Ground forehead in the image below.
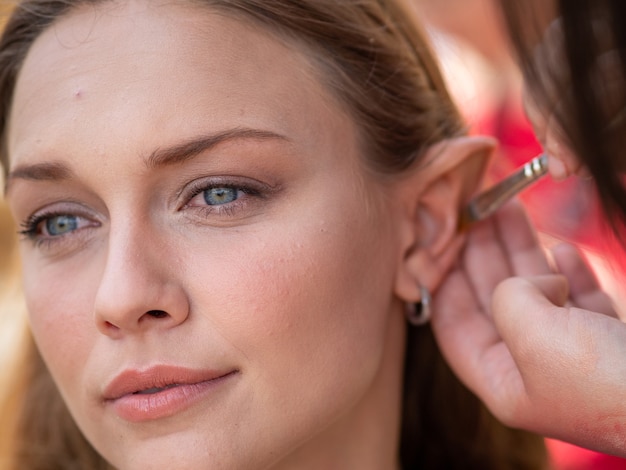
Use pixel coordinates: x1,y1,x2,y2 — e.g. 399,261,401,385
7,0,349,169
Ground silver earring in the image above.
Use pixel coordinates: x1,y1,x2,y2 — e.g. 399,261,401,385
405,285,432,326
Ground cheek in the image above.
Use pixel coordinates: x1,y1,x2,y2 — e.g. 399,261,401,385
22,254,98,392
182,192,398,411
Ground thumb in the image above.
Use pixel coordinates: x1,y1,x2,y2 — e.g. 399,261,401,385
521,274,569,307
491,274,569,356
492,274,569,317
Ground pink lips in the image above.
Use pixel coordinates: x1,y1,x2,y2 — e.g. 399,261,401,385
103,365,238,422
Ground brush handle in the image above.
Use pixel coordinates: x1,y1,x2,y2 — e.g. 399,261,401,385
461,154,548,227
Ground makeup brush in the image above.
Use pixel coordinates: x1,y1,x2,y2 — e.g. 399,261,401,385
458,153,548,231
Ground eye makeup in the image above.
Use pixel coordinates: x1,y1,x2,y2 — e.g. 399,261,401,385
18,200,101,241
458,153,548,231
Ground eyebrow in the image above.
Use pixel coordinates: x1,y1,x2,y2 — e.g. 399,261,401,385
145,128,288,169
4,127,288,196
5,161,74,196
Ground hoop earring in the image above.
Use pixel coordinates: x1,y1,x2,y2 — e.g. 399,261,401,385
405,285,432,326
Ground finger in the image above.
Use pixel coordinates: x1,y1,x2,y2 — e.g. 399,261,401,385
492,275,623,393
516,274,569,307
434,264,485,332
432,265,512,399
493,200,553,277
551,243,617,317
545,118,589,180
523,88,589,181
462,216,513,312
491,275,569,362
491,274,626,448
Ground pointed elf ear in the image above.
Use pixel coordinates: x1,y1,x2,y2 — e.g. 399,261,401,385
393,135,496,303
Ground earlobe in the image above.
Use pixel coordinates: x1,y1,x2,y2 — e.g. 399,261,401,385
394,135,496,303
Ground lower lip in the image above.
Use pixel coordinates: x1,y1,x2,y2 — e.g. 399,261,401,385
107,371,237,422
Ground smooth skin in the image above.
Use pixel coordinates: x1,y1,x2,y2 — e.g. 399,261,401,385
432,198,626,456
7,3,406,468
5,1,492,468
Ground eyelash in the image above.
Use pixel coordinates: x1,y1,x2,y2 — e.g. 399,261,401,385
19,178,269,247
20,211,74,238
18,209,94,244
17,210,92,253
181,178,267,216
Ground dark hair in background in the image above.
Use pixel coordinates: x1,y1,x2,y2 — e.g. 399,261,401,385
0,1,546,469
500,0,626,237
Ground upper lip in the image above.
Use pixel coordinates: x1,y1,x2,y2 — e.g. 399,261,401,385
102,365,236,401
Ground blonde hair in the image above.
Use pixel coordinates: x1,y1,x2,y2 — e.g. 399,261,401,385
0,1,547,468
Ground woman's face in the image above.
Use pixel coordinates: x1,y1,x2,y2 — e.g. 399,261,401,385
6,1,407,468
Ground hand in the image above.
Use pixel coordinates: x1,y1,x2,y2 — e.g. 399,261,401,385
431,200,626,456
519,19,589,182
523,92,589,181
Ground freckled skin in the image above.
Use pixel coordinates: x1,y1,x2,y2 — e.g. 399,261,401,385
7,1,408,469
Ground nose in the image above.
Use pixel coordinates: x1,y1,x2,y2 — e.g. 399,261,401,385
94,220,189,338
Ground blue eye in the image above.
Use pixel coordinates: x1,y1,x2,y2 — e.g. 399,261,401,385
183,178,269,218
19,211,94,245
44,215,79,236
203,187,239,205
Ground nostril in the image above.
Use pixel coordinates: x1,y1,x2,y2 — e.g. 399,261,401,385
104,320,119,330
146,310,168,319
